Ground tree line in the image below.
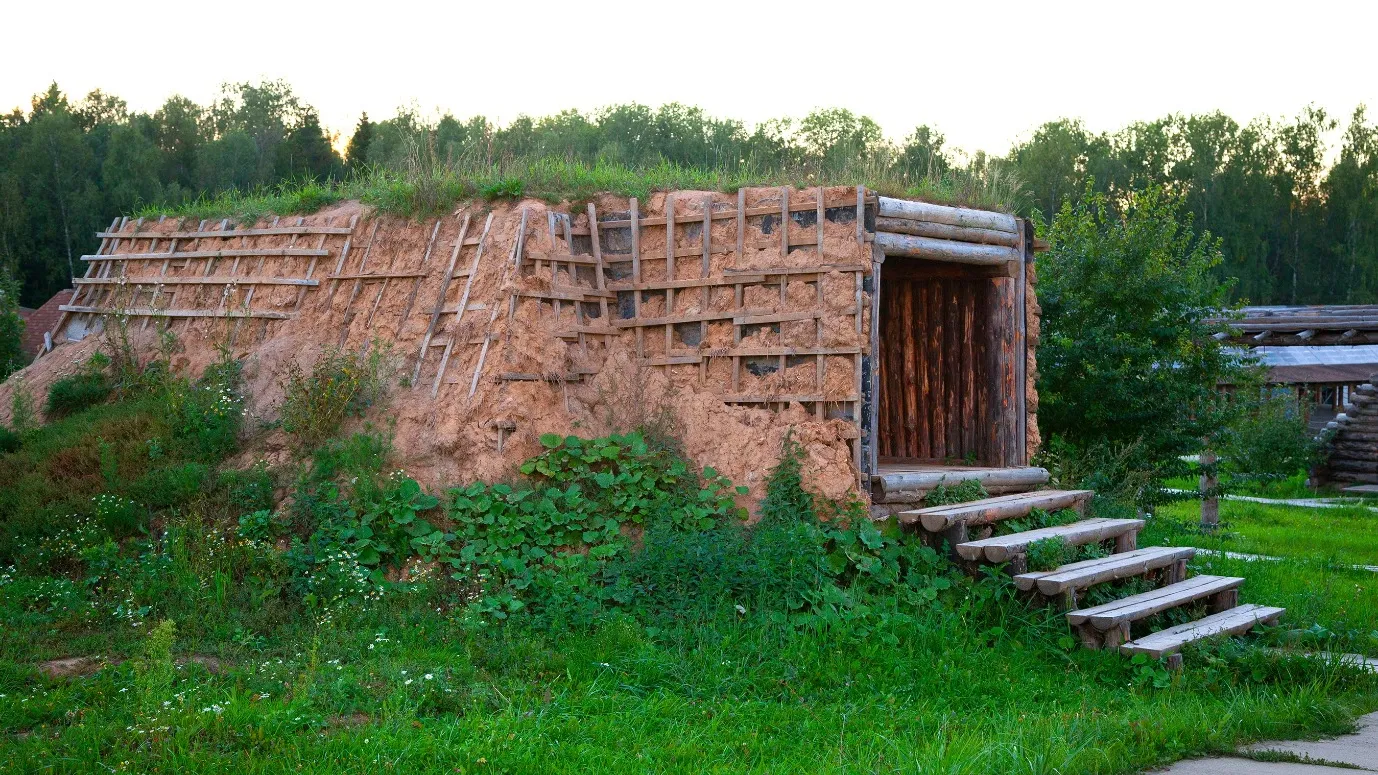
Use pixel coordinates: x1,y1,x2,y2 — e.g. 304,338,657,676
3,79,1376,309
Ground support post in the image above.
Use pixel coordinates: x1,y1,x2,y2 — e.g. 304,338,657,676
1200,448,1219,532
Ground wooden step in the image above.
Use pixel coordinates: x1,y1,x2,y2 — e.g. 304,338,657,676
1120,604,1285,660
954,518,1143,563
1014,546,1195,596
1067,575,1243,635
898,490,1094,532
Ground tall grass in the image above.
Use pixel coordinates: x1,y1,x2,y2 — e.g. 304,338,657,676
138,145,1026,223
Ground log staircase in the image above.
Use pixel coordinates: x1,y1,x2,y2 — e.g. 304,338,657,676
1321,379,1378,490
898,488,1285,667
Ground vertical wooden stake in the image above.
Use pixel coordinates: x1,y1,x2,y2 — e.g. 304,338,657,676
665,195,676,355
700,196,711,384
630,198,643,358
586,203,612,349
1200,448,1219,532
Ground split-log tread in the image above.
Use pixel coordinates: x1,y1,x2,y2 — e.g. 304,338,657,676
954,517,1143,563
899,489,1094,532
1066,575,1244,631
1119,604,1286,659
1014,546,1196,596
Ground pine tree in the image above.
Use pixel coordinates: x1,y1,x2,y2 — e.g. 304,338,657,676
345,113,374,173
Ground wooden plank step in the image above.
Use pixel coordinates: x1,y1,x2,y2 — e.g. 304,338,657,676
954,518,1143,562
1120,604,1285,659
1067,575,1244,631
1014,546,1196,595
899,489,1094,532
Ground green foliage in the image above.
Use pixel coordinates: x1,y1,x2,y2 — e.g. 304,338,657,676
279,344,395,449
132,619,176,712
45,354,113,419
922,478,989,507
0,426,18,453
446,432,745,619
1026,537,1068,573
0,273,26,380
163,356,245,459
9,379,38,436
757,430,815,524
1221,392,1319,483
1037,184,1249,496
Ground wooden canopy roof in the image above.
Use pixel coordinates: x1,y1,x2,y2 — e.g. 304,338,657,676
1213,305,1378,346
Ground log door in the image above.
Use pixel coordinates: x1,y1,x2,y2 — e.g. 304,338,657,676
876,260,1021,466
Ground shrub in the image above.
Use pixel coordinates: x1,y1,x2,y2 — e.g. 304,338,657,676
757,430,815,524
9,379,37,436
280,344,396,449
46,355,114,419
1036,184,1246,478
218,463,275,513
445,432,746,618
128,463,210,509
166,357,245,459
1221,392,1318,482
91,493,145,536
0,426,18,454
0,273,24,381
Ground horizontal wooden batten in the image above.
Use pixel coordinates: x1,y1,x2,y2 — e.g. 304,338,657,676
723,394,860,403
95,226,353,239
723,264,868,276
578,194,877,231
59,304,292,320
608,275,768,292
874,232,1020,265
613,307,771,328
83,248,330,262
635,345,864,366
324,271,427,281
875,217,1019,247
74,276,320,287
876,197,1018,233
735,310,823,326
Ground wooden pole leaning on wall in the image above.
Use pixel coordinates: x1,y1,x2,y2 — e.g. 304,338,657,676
50,216,119,349
587,203,613,349
412,213,471,387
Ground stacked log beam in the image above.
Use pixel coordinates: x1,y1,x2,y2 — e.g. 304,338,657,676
1319,378,1378,484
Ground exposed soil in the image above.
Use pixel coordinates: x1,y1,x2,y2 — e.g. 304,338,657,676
2,190,873,507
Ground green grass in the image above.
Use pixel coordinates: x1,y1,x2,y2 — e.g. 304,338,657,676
3,395,1378,773
1149,498,1378,567
136,155,1025,224
2,572,1376,774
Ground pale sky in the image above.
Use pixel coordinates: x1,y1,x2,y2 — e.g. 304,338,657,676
5,0,1375,158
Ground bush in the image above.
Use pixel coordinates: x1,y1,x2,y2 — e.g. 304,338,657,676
0,426,18,454
127,463,210,509
46,355,114,419
166,358,245,459
1036,184,1247,481
0,273,25,382
1221,392,1318,482
280,344,396,449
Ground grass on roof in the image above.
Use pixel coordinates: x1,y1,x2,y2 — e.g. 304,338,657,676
136,155,1026,224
